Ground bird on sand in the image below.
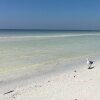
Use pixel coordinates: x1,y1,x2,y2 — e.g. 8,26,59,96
86,58,94,69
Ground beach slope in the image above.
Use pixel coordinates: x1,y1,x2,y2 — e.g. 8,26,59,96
1,61,100,100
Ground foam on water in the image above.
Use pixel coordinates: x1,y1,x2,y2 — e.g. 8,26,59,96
0,33,100,39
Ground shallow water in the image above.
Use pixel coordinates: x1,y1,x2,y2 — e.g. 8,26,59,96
0,30,100,75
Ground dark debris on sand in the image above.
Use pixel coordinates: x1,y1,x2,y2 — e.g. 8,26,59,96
74,70,77,72
4,90,14,95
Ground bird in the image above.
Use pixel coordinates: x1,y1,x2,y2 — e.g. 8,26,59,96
86,58,94,69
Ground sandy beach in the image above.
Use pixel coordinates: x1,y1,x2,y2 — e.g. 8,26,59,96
0,59,100,100
0,0,100,99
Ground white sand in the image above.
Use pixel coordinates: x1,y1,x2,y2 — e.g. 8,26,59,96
0,61,100,100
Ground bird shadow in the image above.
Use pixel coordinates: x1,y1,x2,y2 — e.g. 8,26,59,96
88,66,94,69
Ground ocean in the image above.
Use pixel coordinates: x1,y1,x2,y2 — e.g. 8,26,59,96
0,30,100,77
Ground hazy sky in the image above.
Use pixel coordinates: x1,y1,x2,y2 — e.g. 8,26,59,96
0,0,100,30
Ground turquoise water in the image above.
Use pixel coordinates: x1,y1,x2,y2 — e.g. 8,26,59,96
0,30,100,75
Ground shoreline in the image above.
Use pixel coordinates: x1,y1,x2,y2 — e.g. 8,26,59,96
0,57,100,100
0,54,98,91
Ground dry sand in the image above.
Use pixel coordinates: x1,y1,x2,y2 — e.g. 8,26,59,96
0,60,100,100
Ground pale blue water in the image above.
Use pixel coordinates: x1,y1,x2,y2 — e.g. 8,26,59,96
0,30,100,75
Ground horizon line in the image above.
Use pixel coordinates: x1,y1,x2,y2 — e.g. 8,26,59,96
0,29,100,31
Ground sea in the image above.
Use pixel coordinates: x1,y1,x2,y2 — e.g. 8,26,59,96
0,30,100,82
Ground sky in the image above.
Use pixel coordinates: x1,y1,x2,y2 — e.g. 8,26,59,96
0,0,100,30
